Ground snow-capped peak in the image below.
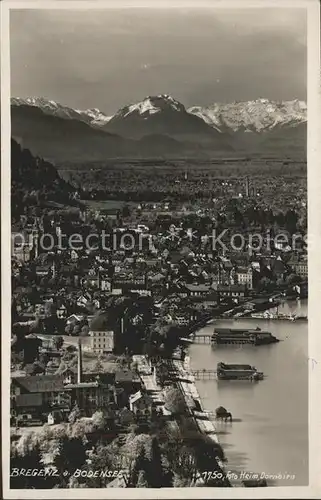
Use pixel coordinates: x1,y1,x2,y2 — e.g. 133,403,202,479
123,98,161,117
12,96,61,110
188,99,307,133
114,94,185,119
11,97,83,122
78,108,113,125
11,97,112,128
11,95,306,135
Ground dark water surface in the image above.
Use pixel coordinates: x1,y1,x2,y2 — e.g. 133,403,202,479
189,300,308,486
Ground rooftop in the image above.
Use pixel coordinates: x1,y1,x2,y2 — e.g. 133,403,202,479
217,284,247,292
115,369,138,384
15,393,43,408
64,382,99,389
185,284,210,292
12,375,65,393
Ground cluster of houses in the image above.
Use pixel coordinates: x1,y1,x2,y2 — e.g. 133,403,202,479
10,205,307,429
11,334,160,428
11,207,307,335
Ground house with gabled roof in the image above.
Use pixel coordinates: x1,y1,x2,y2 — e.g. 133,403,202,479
129,390,153,420
236,266,253,290
271,257,287,280
11,333,42,364
185,284,211,297
217,284,248,301
11,374,70,414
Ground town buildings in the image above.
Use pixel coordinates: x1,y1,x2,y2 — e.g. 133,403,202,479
89,313,115,354
10,176,308,435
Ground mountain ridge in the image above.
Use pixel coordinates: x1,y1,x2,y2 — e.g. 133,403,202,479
102,94,232,151
11,97,112,129
188,98,306,133
11,95,306,134
11,95,306,161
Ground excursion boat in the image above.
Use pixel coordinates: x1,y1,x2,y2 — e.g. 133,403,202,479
212,327,279,346
217,362,264,381
251,311,296,321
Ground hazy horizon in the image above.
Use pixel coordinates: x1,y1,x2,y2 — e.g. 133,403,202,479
10,8,307,114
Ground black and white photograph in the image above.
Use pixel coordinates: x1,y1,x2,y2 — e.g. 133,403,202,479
1,0,320,497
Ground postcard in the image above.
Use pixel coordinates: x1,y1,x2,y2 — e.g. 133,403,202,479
1,0,320,498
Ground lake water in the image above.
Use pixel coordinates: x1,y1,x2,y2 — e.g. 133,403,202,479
189,299,309,486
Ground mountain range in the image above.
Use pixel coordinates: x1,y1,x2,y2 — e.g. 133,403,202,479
11,95,307,163
11,97,113,128
188,98,306,133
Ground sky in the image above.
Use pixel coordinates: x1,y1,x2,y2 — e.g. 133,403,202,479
10,7,307,114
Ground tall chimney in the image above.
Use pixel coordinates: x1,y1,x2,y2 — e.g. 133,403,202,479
245,177,250,198
77,338,83,384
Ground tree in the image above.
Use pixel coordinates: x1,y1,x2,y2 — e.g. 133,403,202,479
12,430,37,458
285,273,300,285
66,345,77,353
54,436,87,478
12,298,19,323
128,446,149,487
84,443,118,488
11,442,46,489
80,325,89,336
147,437,170,487
45,301,57,318
55,360,67,375
92,358,104,373
173,474,191,487
156,362,170,388
72,324,82,336
39,352,50,365
91,411,107,431
68,476,89,488
68,404,81,424
126,435,170,488
136,470,149,488
258,276,272,291
164,387,186,415
28,362,45,375
54,336,64,350
285,209,298,234
191,434,229,486
70,418,94,439
121,205,131,218
65,323,73,336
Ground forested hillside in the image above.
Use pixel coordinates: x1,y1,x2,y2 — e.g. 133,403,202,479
11,138,76,219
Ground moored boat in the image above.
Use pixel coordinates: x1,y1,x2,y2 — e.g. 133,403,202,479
251,312,296,321
216,362,264,381
212,327,279,345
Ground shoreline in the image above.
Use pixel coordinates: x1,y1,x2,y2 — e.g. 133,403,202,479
171,356,230,484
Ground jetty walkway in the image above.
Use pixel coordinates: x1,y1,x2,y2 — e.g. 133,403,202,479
191,334,212,344
191,369,217,380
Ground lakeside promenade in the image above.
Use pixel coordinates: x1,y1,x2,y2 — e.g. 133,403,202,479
171,357,227,475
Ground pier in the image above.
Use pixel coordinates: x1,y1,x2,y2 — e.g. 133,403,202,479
192,334,212,344
198,410,217,419
249,313,307,321
191,369,217,380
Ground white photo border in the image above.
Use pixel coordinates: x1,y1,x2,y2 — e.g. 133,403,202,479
1,1,320,498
